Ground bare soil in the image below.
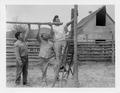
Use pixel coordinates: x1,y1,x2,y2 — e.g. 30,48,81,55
6,62,115,88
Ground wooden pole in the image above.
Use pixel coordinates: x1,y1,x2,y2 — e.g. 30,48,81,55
71,8,74,39
73,5,80,87
38,24,40,31
110,30,115,64
28,24,30,31
6,21,63,25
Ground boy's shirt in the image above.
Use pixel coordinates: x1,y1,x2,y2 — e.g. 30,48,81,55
14,40,28,62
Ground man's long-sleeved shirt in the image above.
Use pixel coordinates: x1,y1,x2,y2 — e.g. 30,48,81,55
14,40,28,63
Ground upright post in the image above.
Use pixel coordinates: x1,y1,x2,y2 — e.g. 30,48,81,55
38,24,40,32
73,5,80,87
110,30,115,64
28,24,30,31
71,8,74,39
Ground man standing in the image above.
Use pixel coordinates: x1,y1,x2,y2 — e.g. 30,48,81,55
14,25,30,85
36,25,54,83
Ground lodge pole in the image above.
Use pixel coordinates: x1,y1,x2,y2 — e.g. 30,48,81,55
73,5,80,87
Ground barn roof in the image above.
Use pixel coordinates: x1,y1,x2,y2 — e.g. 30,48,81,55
77,6,115,29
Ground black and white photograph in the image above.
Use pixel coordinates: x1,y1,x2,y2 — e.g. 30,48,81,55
6,5,115,88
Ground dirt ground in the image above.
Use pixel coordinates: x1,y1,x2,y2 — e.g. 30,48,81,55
6,62,115,88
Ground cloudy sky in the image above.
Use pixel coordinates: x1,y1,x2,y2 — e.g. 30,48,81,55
6,5,114,30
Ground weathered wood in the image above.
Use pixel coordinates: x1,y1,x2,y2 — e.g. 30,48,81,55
71,8,74,39
7,21,63,25
6,38,114,66
111,31,115,64
73,5,79,87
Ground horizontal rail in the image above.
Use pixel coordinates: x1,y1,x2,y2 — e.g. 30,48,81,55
6,21,63,25
6,38,115,64
6,38,115,43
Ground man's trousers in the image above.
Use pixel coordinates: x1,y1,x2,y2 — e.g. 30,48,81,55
15,56,28,84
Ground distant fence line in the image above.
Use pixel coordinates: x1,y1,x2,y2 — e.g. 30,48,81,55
6,38,115,66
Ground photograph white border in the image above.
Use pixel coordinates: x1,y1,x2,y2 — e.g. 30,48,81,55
0,0,120,93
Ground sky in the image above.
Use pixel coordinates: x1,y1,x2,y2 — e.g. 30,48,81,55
6,5,115,30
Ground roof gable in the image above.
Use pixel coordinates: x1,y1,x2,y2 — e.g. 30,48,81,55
77,6,114,28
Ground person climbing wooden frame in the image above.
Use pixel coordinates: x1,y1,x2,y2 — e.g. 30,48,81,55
52,13,76,87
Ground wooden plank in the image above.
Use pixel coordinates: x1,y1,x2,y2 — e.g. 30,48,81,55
6,38,114,63
7,45,114,49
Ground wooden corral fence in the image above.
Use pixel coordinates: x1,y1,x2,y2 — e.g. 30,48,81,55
68,40,115,62
6,38,40,66
6,38,115,66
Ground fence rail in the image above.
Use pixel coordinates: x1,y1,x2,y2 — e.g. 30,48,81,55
6,38,115,66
